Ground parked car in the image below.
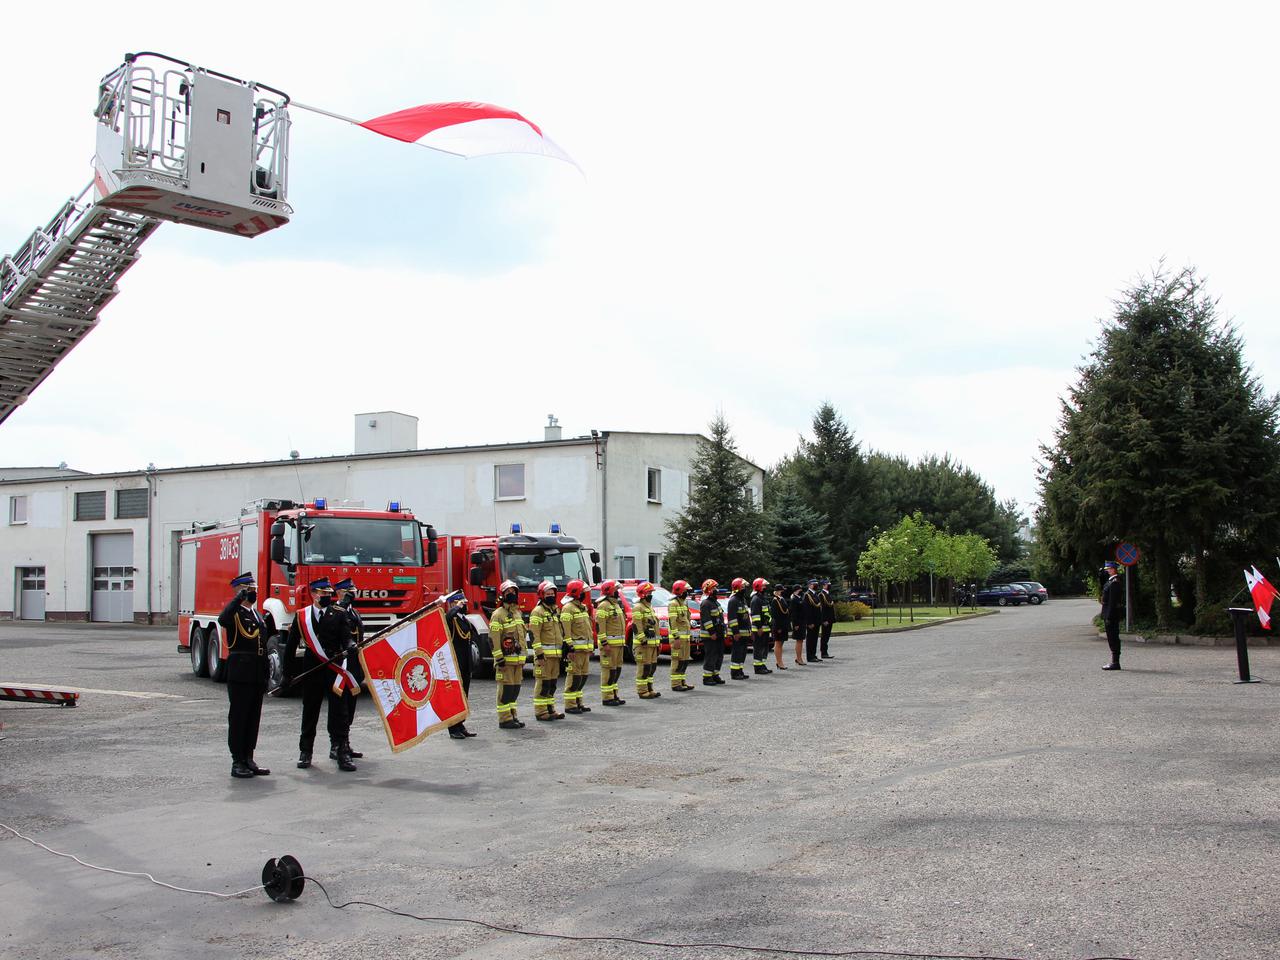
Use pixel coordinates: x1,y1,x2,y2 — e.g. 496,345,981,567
1013,581,1049,604
846,588,877,608
973,584,1028,606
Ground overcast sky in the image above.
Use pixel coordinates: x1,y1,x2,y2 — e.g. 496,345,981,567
4,2,1279,514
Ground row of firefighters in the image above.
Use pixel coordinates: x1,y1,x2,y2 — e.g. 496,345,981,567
214,572,839,778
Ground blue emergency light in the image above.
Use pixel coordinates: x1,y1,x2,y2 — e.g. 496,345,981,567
510,522,522,534
550,522,562,534
313,498,327,510
388,501,401,512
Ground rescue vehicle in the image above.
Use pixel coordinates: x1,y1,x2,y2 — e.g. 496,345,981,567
178,498,438,690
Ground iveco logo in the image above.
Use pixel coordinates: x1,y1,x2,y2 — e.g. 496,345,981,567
354,589,390,599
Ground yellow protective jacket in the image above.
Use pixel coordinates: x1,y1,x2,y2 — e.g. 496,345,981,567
595,597,627,645
560,598,593,650
528,599,564,657
667,597,692,639
633,599,660,646
489,603,526,665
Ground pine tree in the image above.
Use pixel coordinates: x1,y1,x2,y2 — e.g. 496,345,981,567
663,415,769,585
766,475,839,585
791,403,872,580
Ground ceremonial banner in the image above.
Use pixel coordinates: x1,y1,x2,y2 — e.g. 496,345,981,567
1244,566,1279,630
359,605,468,752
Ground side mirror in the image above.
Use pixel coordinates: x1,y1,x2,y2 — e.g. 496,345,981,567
591,564,603,583
424,525,438,566
590,551,601,564
270,535,287,566
270,521,284,538
470,551,486,565
469,566,486,587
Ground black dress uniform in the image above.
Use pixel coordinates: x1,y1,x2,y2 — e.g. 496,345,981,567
447,603,477,738
819,582,836,658
804,583,823,661
285,587,356,770
217,575,273,779
790,585,806,661
701,592,726,684
1101,566,1125,670
770,587,790,668
333,581,365,759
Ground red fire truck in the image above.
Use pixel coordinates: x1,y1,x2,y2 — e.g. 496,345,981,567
178,498,438,689
422,523,601,677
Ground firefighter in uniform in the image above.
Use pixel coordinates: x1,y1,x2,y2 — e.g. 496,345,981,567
489,580,527,729
700,579,726,684
560,579,594,713
819,579,836,659
667,579,696,691
530,581,566,721
769,581,790,670
804,578,824,662
749,577,774,675
727,577,753,680
218,572,273,779
285,577,358,771
332,578,365,760
632,581,662,699
790,583,808,665
595,580,628,706
447,596,478,738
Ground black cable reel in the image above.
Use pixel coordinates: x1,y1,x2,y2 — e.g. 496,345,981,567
261,854,305,902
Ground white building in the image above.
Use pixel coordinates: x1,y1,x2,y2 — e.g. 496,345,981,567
0,418,763,623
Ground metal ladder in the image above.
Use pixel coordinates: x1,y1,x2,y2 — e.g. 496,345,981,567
0,186,160,425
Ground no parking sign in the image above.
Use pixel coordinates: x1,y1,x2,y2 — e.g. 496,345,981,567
1116,542,1140,567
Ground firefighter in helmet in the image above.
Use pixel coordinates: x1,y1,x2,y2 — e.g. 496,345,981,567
667,579,696,692
489,580,527,729
749,577,774,674
726,577,754,680
529,581,566,721
560,579,594,712
631,581,662,699
700,579,726,684
594,580,628,706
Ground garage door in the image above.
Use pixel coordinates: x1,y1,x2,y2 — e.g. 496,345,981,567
18,567,46,620
91,533,134,623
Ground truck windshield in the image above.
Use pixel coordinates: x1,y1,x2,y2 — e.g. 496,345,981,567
302,518,422,566
500,548,587,588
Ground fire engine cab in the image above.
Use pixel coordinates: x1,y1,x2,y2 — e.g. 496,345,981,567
178,498,437,690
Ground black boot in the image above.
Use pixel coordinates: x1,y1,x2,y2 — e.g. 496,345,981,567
246,759,270,776
754,665,772,675
297,751,311,769
500,719,522,729
346,741,363,759
1102,662,1122,671
336,747,357,772
449,726,468,739
231,761,254,779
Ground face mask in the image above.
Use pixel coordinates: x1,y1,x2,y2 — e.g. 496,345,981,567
244,590,257,603
503,593,518,606
318,596,333,608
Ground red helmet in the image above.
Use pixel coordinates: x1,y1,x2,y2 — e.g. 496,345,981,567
636,581,655,599
752,577,769,592
599,579,619,598
701,578,718,595
566,579,586,600
731,577,747,592
672,579,690,597
537,581,557,599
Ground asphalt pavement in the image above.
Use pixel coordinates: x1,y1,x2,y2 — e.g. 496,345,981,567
1,600,1278,960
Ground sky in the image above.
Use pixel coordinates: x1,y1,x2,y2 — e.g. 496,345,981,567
3,1,1280,515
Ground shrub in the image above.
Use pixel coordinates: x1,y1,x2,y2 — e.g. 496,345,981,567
836,601,871,621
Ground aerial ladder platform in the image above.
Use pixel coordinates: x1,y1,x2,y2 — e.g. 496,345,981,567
0,52,293,426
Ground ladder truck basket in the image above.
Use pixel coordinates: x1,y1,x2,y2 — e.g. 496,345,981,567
93,52,293,237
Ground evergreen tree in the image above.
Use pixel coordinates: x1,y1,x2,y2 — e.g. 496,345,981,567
791,403,874,579
1038,266,1280,631
664,415,769,585
765,475,839,584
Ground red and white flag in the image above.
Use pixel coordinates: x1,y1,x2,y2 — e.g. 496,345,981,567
358,606,468,753
1244,566,1279,630
359,101,577,167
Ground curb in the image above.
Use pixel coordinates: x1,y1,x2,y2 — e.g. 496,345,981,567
1097,631,1280,649
833,609,998,637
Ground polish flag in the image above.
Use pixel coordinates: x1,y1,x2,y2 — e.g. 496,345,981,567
359,606,468,752
1244,566,1279,629
359,101,578,167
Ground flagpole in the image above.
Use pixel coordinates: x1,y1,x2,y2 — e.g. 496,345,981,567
290,101,469,158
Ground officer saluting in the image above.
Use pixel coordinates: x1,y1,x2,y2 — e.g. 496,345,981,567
332,578,365,761
285,577,358,771
218,572,273,779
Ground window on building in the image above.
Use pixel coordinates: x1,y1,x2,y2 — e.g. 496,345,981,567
744,486,755,507
647,467,661,503
494,463,525,500
648,552,662,583
115,488,149,519
617,555,636,579
8,495,28,525
75,491,106,521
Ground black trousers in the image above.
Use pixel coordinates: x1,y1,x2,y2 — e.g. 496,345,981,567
752,631,771,665
820,622,833,656
227,680,264,763
806,624,821,659
450,642,472,728
1105,619,1122,662
704,634,725,674
730,634,749,667
299,674,349,753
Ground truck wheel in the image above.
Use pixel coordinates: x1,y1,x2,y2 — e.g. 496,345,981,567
207,629,227,682
189,624,208,677
266,634,285,693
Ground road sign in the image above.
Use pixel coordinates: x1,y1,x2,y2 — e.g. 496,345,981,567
1116,542,1140,567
